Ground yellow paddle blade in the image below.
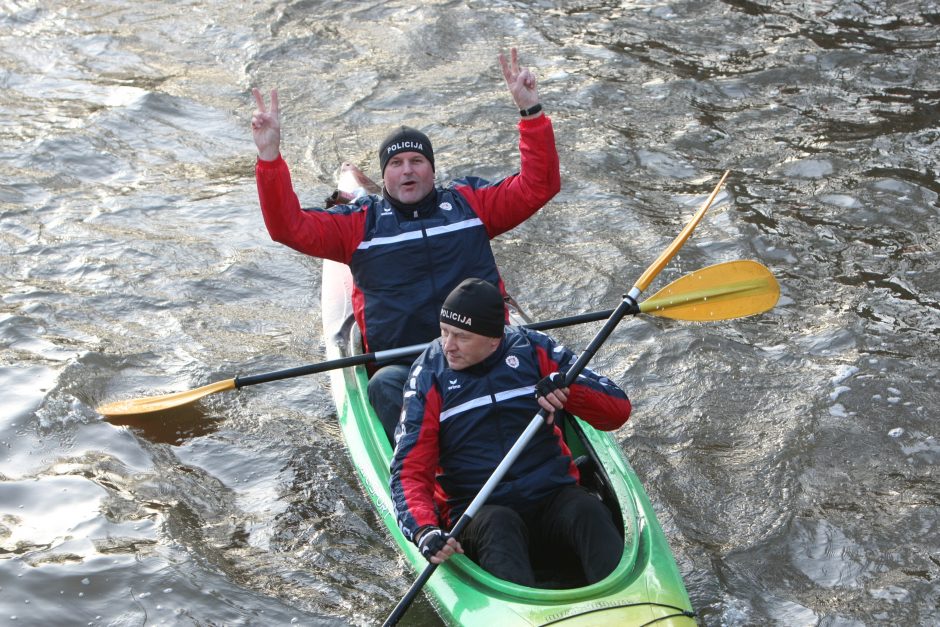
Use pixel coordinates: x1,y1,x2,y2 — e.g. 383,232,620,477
633,170,730,293
97,378,236,417
640,260,779,321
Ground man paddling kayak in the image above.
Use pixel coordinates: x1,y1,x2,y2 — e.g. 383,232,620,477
390,278,631,586
250,48,560,442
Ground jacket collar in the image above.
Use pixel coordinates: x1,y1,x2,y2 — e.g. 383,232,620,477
382,187,439,218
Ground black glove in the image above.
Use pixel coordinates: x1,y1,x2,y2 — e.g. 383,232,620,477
417,527,448,561
535,372,566,400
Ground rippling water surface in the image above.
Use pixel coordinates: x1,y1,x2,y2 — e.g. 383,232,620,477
2,1,938,625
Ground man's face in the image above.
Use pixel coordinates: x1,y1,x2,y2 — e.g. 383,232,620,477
383,152,435,204
440,322,500,370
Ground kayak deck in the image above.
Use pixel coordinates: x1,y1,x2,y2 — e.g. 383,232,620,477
320,259,696,626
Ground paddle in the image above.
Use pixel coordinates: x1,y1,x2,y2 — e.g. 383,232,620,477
382,171,752,625
96,259,774,418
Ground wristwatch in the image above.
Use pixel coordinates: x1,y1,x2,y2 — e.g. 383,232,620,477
519,103,543,117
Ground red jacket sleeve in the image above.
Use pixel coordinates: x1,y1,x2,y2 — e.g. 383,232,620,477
564,377,632,431
255,156,366,263
390,373,444,541
534,333,631,432
455,115,561,237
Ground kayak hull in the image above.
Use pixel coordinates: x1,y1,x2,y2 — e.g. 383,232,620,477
321,259,696,626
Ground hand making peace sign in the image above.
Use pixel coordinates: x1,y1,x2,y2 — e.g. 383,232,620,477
251,87,281,161
498,47,542,117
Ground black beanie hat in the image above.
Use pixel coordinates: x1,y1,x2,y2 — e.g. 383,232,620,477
440,278,506,338
379,126,434,175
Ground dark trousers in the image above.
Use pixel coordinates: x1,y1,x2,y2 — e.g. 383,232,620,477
458,483,622,587
366,363,411,443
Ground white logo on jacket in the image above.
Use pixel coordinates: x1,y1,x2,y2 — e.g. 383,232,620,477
505,355,519,369
440,202,453,211
447,378,461,391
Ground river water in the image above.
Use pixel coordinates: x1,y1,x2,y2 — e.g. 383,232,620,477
1,1,938,625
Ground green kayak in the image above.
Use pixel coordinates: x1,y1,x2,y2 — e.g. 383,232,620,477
321,256,697,626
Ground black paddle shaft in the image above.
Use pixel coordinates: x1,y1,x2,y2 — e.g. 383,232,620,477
233,343,427,388
232,310,618,389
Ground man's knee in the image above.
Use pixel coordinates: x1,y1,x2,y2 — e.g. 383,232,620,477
552,486,622,583
462,505,535,586
468,505,528,544
553,484,614,524
545,486,621,547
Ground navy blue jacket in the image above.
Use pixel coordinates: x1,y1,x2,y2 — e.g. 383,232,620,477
390,326,632,543
347,184,501,355
256,115,560,354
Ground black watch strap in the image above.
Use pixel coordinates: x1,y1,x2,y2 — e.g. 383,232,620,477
519,103,543,117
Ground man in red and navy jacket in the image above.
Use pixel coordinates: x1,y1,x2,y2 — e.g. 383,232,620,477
250,49,560,441
390,278,632,587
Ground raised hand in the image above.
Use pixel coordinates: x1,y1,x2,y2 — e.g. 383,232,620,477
498,48,540,114
251,88,281,161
